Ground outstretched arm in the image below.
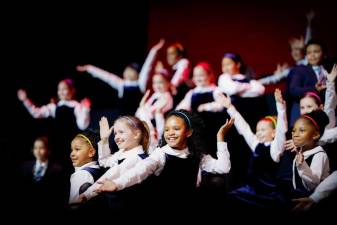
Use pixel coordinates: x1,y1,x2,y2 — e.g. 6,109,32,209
324,64,337,129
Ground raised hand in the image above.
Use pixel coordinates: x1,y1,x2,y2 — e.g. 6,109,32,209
306,10,315,24
217,92,232,109
99,116,113,142
139,90,151,107
295,149,304,165
76,65,89,72
327,64,337,83
315,81,326,92
217,118,235,142
274,88,285,105
95,179,117,193
284,139,297,152
289,36,305,49
151,38,165,51
17,89,28,102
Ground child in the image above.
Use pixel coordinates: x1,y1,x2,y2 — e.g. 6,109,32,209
219,89,287,209
218,53,265,98
136,69,173,146
278,110,330,203
286,39,330,126
95,110,233,212
17,79,91,162
69,130,102,206
80,116,150,203
76,39,165,115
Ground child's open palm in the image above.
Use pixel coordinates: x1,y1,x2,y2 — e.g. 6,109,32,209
17,89,27,101
274,88,285,105
217,118,235,142
327,64,337,83
217,93,232,109
99,116,113,141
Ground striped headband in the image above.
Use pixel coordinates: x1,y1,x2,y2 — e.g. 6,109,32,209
303,115,319,130
262,116,277,128
120,116,139,129
76,134,93,149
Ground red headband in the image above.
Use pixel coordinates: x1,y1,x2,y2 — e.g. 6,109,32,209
303,115,319,130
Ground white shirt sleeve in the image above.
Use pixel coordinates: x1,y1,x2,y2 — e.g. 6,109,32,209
150,93,173,115
171,59,190,88
324,80,336,129
97,141,119,168
319,127,337,145
296,152,330,191
138,48,158,93
239,80,265,97
257,69,290,85
69,170,94,204
270,102,288,162
310,171,337,203
227,105,259,151
74,102,90,130
86,65,124,97
218,74,250,96
198,89,225,112
200,142,231,174
113,148,166,190
22,100,56,118
176,90,193,111
83,155,142,200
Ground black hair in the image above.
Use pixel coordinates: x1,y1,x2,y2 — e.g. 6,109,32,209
306,39,328,55
302,109,329,137
223,52,251,79
76,129,100,160
159,109,207,159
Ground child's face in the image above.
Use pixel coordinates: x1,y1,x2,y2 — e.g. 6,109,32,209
292,118,319,150
164,116,192,150
70,137,95,167
33,140,49,162
193,66,210,87
152,74,169,93
114,120,140,151
290,46,304,63
166,46,180,66
123,67,139,81
221,58,240,75
256,120,275,143
58,81,74,101
306,44,323,66
300,96,320,115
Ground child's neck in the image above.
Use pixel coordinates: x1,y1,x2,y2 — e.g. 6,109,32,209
301,143,317,152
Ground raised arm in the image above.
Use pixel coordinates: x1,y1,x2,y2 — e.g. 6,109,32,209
77,64,124,97
138,39,165,93
324,64,337,129
270,89,288,162
218,93,259,151
97,117,116,167
171,58,190,88
74,98,91,130
200,118,234,174
17,89,55,118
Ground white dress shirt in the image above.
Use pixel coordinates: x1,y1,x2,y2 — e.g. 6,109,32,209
176,85,224,112
113,143,231,191
171,58,191,88
69,161,99,204
23,99,90,130
227,101,287,162
83,145,146,200
294,146,330,191
310,171,337,203
218,73,265,97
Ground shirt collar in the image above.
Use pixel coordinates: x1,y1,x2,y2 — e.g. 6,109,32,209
35,160,48,168
118,145,145,159
124,80,139,86
302,146,324,158
162,144,190,158
194,85,216,93
75,161,98,172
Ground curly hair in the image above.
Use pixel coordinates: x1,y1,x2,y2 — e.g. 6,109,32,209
159,109,207,159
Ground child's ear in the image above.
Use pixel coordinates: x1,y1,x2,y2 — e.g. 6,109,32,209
186,129,193,138
88,148,96,158
271,129,276,139
133,130,141,140
313,131,321,141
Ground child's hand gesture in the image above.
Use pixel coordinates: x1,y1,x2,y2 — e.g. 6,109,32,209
306,9,315,24
95,179,117,193
17,89,28,102
139,90,151,107
151,39,165,51
76,65,89,72
217,93,232,109
295,149,304,165
217,118,235,142
284,139,297,152
99,116,113,143
327,64,337,83
315,81,326,92
291,197,315,213
274,88,285,105
78,194,87,203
